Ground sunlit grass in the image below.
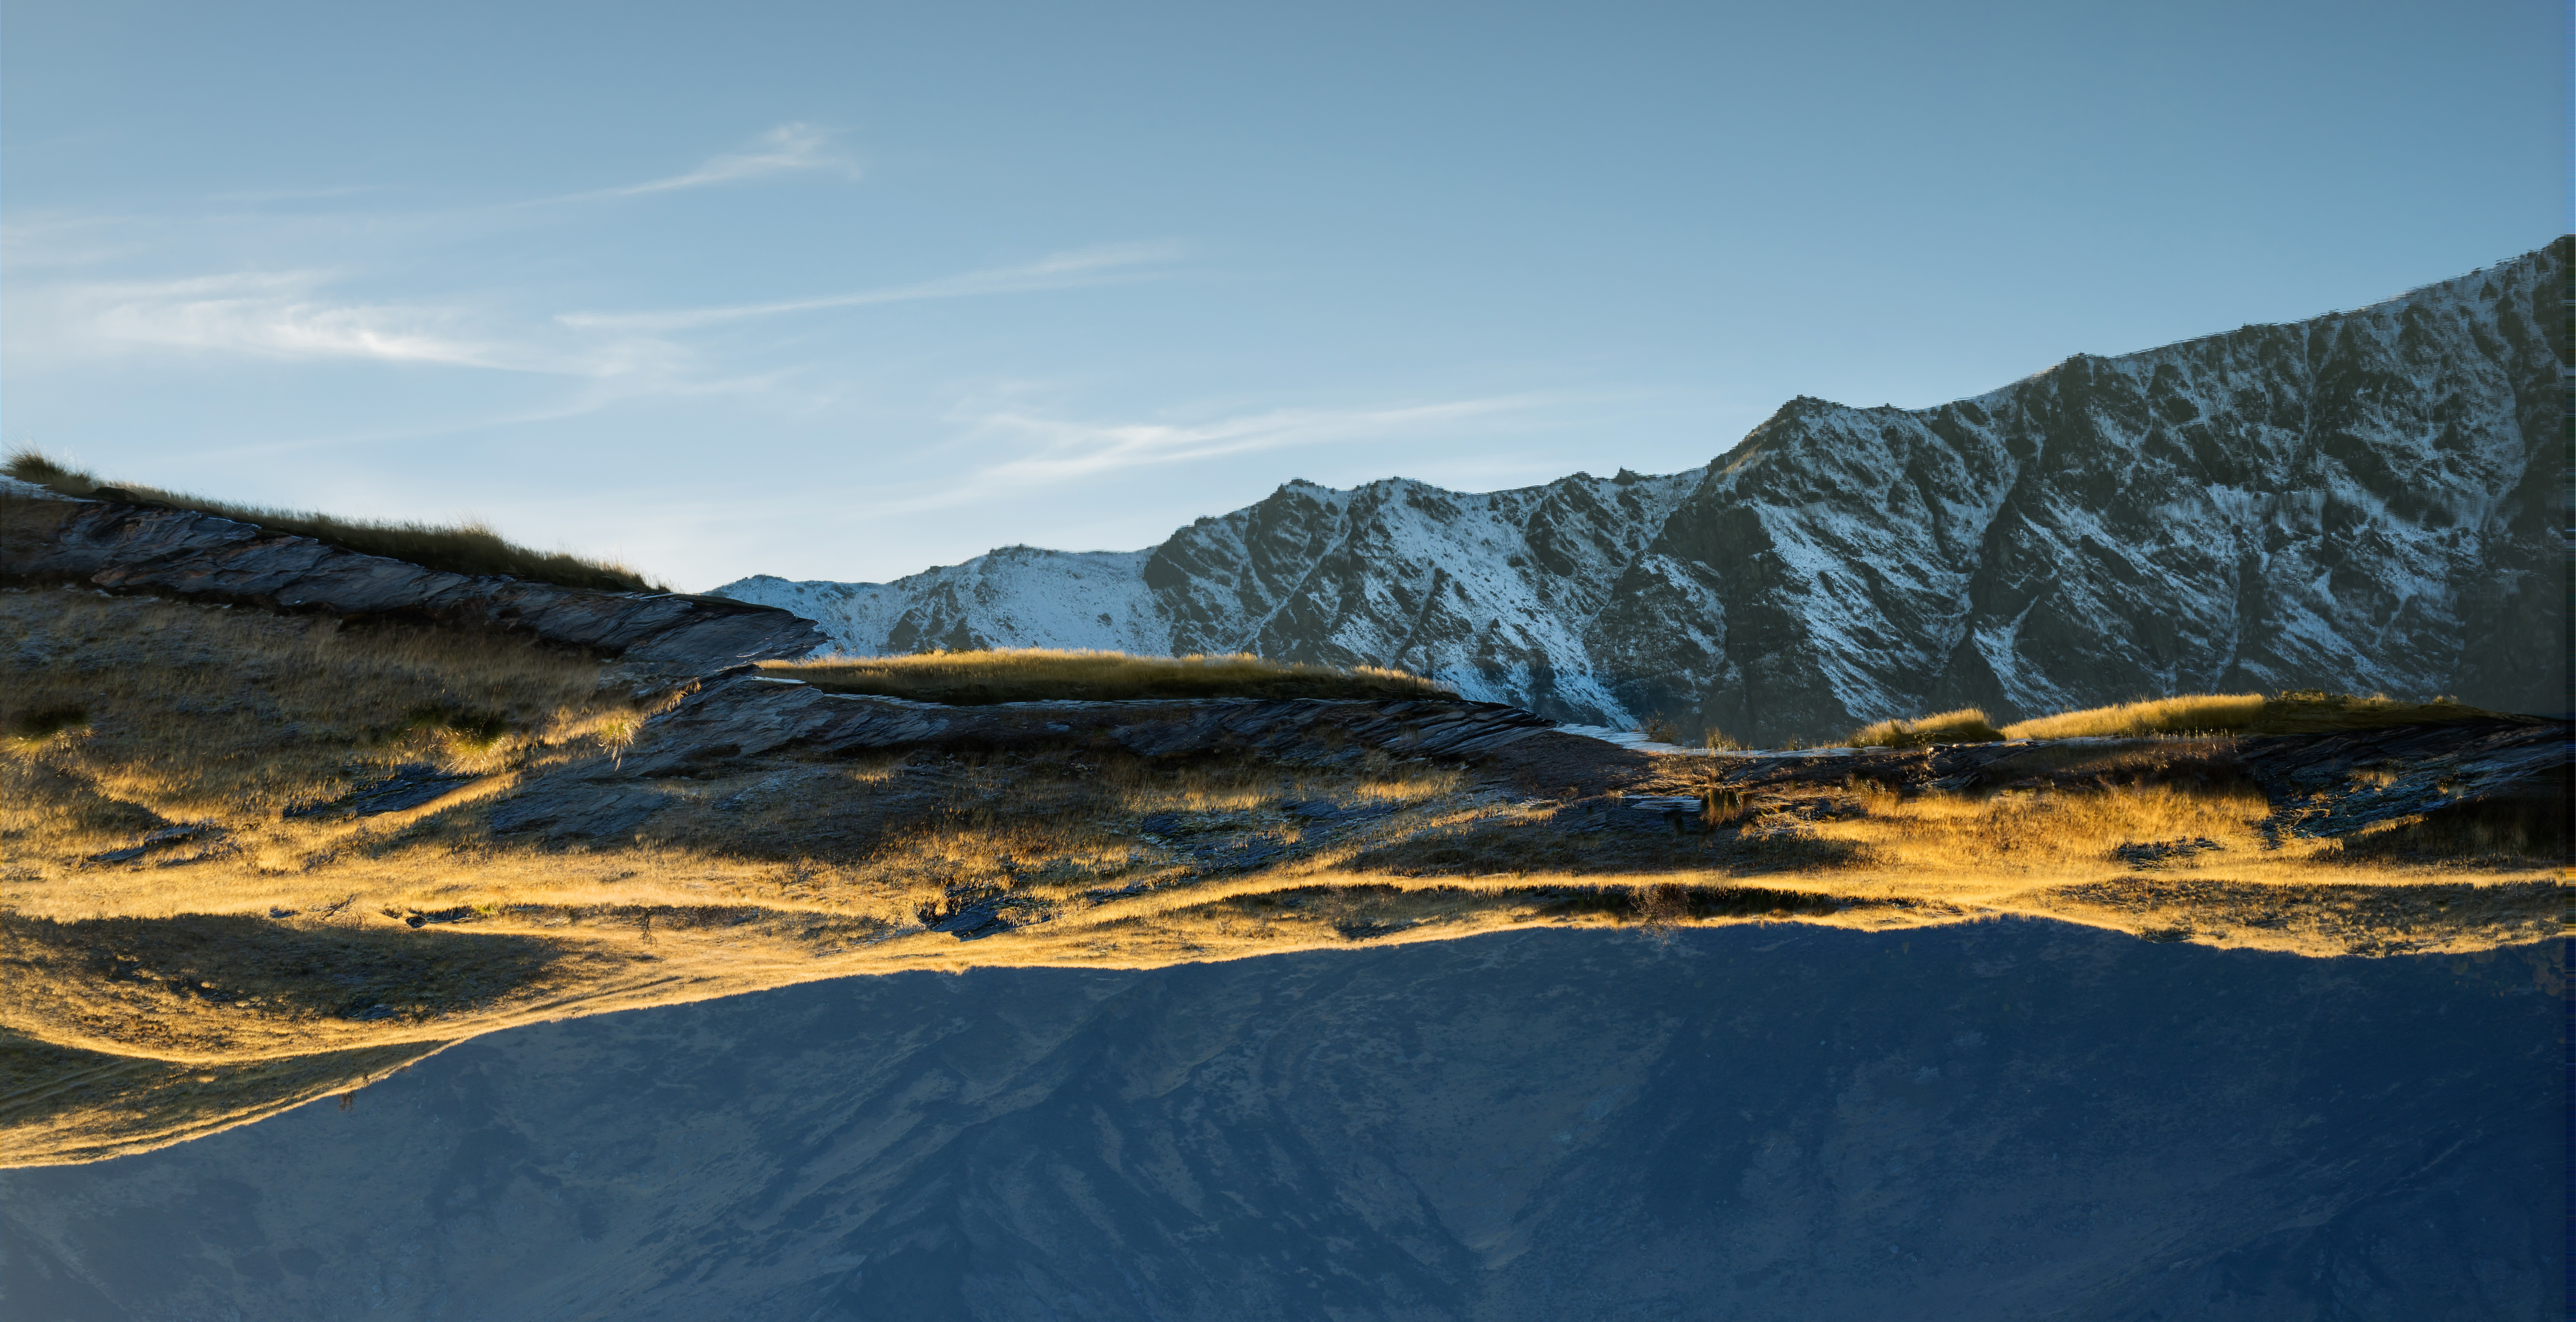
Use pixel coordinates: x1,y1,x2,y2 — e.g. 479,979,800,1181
1828,690,2537,743
2000,693,2268,739
1846,706,2006,747
1,589,2559,1168
6,446,661,593
761,647,1454,704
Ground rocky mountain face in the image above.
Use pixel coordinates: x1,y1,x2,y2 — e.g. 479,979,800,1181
720,239,2571,743
726,470,1703,726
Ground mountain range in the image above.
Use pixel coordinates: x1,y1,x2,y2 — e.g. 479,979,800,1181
716,239,2570,744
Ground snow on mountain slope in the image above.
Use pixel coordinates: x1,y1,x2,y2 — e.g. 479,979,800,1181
718,238,2571,742
719,547,1164,658
1141,472,1705,721
717,471,1703,725
1595,237,2569,740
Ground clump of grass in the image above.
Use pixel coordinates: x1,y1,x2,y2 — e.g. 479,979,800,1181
1825,778,2278,873
2327,797,2570,864
1634,713,1684,743
6,447,663,594
389,706,514,757
1847,707,2005,748
762,649,1455,705
1998,690,2527,741
2244,690,2527,735
6,705,88,748
2001,693,2265,740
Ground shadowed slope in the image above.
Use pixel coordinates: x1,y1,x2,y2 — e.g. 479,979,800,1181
0,922,2556,1320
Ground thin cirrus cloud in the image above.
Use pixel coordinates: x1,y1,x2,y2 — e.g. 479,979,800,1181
29,241,1183,376
2,123,860,268
961,395,1549,488
548,122,863,202
12,269,691,380
6,125,1174,392
35,271,521,369
3,121,873,364
19,240,1179,383
556,242,1188,332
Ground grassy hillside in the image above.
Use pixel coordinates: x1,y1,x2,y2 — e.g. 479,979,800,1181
4,448,662,594
0,586,2558,1167
762,649,1455,704
1843,691,2533,747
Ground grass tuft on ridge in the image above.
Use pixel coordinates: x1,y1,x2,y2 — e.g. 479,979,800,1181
760,649,1455,705
5,448,663,594
1998,690,2530,741
1999,694,2266,740
1846,708,2006,748
1845,691,2537,747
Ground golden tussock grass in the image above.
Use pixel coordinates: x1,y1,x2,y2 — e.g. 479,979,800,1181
1995,690,2527,741
2001,693,2269,739
0,587,2560,1166
5,446,662,593
762,648,1454,704
0,587,639,858
1846,707,2007,747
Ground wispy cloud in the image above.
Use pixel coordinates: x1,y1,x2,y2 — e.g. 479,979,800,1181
18,238,1181,379
20,270,686,377
959,395,1549,487
569,122,860,200
54,272,511,367
556,242,1185,331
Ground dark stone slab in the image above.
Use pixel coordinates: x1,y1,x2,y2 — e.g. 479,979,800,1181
3,485,826,673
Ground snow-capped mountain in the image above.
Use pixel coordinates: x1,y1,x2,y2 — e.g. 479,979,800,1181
717,238,2570,743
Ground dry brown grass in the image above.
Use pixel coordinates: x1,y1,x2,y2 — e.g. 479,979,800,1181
1847,707,2006,747
0,588,2560,1167
0,587,638,866
5,447,662,593
763,648,1454,704
2000,693,2266,740
1996,690,2528,741
1817,778,2275,874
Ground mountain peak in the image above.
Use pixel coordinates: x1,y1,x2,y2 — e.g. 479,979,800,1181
718,241,2568,740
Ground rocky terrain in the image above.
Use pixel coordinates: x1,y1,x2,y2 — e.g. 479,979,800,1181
2,922,2556,1321
721,238,2572,743
4,469,2563,1172
2,479,824,673
491,667,2568,859
6,575,2556,1167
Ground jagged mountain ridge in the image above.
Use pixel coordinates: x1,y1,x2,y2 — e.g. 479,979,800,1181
719,239,2570,742
725,469,1705,724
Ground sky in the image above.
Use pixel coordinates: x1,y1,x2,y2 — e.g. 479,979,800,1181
3,1,2566,590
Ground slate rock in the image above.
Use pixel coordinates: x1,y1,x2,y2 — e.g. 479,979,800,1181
3,483,826,674
284,764,479,820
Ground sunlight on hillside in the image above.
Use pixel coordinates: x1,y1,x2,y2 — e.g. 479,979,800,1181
761,648,1454,704
0,587,2559,1167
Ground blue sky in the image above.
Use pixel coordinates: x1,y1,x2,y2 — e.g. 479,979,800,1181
4,0,2565,589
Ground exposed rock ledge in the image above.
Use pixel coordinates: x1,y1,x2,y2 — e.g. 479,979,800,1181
464,671,1559,842
0,479,826,672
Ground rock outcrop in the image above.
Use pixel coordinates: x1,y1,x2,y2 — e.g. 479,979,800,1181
625,674,1556,775
476,669,1557,842
721,239,2572,742
1,481,826,673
